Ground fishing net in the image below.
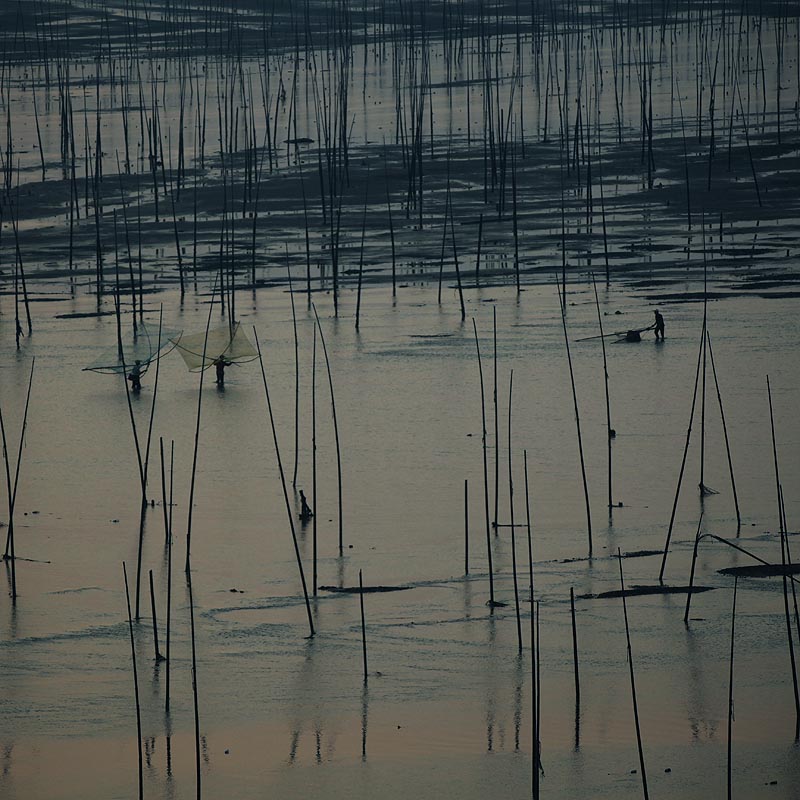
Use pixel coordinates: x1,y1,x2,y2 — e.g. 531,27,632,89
172,322,258,372
83,321,181,374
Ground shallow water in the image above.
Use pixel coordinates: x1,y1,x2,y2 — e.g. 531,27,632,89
2,1,800,797
1,275,799,798
4,2,800,296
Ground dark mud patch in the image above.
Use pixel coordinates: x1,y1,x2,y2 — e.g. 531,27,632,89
55,310,118,319
319,584,413,594
580,585,715,600
554,550,662,565
408,333,454,339
718,564,800,578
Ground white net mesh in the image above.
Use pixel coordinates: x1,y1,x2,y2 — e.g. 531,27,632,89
84,321,181,374
172,322,258,372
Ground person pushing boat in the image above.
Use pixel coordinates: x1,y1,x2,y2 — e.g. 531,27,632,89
652,309,665,340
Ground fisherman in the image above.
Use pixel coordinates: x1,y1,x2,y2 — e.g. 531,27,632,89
213,356,233,386
625,329,642,343
299,489,314,521
127,360,143,392
653,309,665,340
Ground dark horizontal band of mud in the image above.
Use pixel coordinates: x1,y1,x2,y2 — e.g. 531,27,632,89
620,549,664,559
555,549,663,565
580,585,716,600
319,585,412,594
55,310,118,319
718,564,800,578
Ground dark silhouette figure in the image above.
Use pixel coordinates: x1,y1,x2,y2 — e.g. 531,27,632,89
128,360,143,392
625,330,642,342
653,310,665,340
299,490,314,521
214,356,233,385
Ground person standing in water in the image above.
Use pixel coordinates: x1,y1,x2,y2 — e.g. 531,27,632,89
653,310,665,340
213,356,233,386
128,360,143,391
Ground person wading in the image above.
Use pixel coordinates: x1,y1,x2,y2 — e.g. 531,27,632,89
653,309,665,340
128,360,143,392
214,356,233,386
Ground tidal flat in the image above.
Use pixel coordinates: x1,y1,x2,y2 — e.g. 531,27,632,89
1,1,800,798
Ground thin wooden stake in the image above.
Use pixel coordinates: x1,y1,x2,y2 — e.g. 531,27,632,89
591,273,613,510
767,376,784,535
707,333,741,528
160,438,175,714
287,259,300,488
464,479,469,575
123,562,144,800
659,317,706,582
781,531,800,740
727,576,738,800
186,567,202,799
684,513,705,624
557,282,592,557
254,329,315,638
185,280,219,574
473,319,495,607
493,306,499,532
312,304,343,556
149,569,164,662
618,550,650,800
508,371,522,652
359,568,368,683
570,586,580,706
1,357,35,601
524,450,538,797
312,327,318,596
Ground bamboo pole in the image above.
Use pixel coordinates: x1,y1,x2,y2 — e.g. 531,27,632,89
781,531,800,740
699,252,709,495
149,569,165,662
135,310,163,620
472,319,496,607
707,332,741,528
618,550,650,800
659,316,706,582
508,371,522,651
767,376,784,535
683,513,705,623
464,479,469,575
254,329,315,638
185,280,219,574
122,562,144,800
287,260,300,488
312,327,318,595
312,303,343,556
524,449,538,797
160,438,175,714
591,273,613,511
186,566,202,799
570,586,580,706
1,357,35,600
359,568,368,683
493,307,499,531
726,577,738,800
557,282,592,557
